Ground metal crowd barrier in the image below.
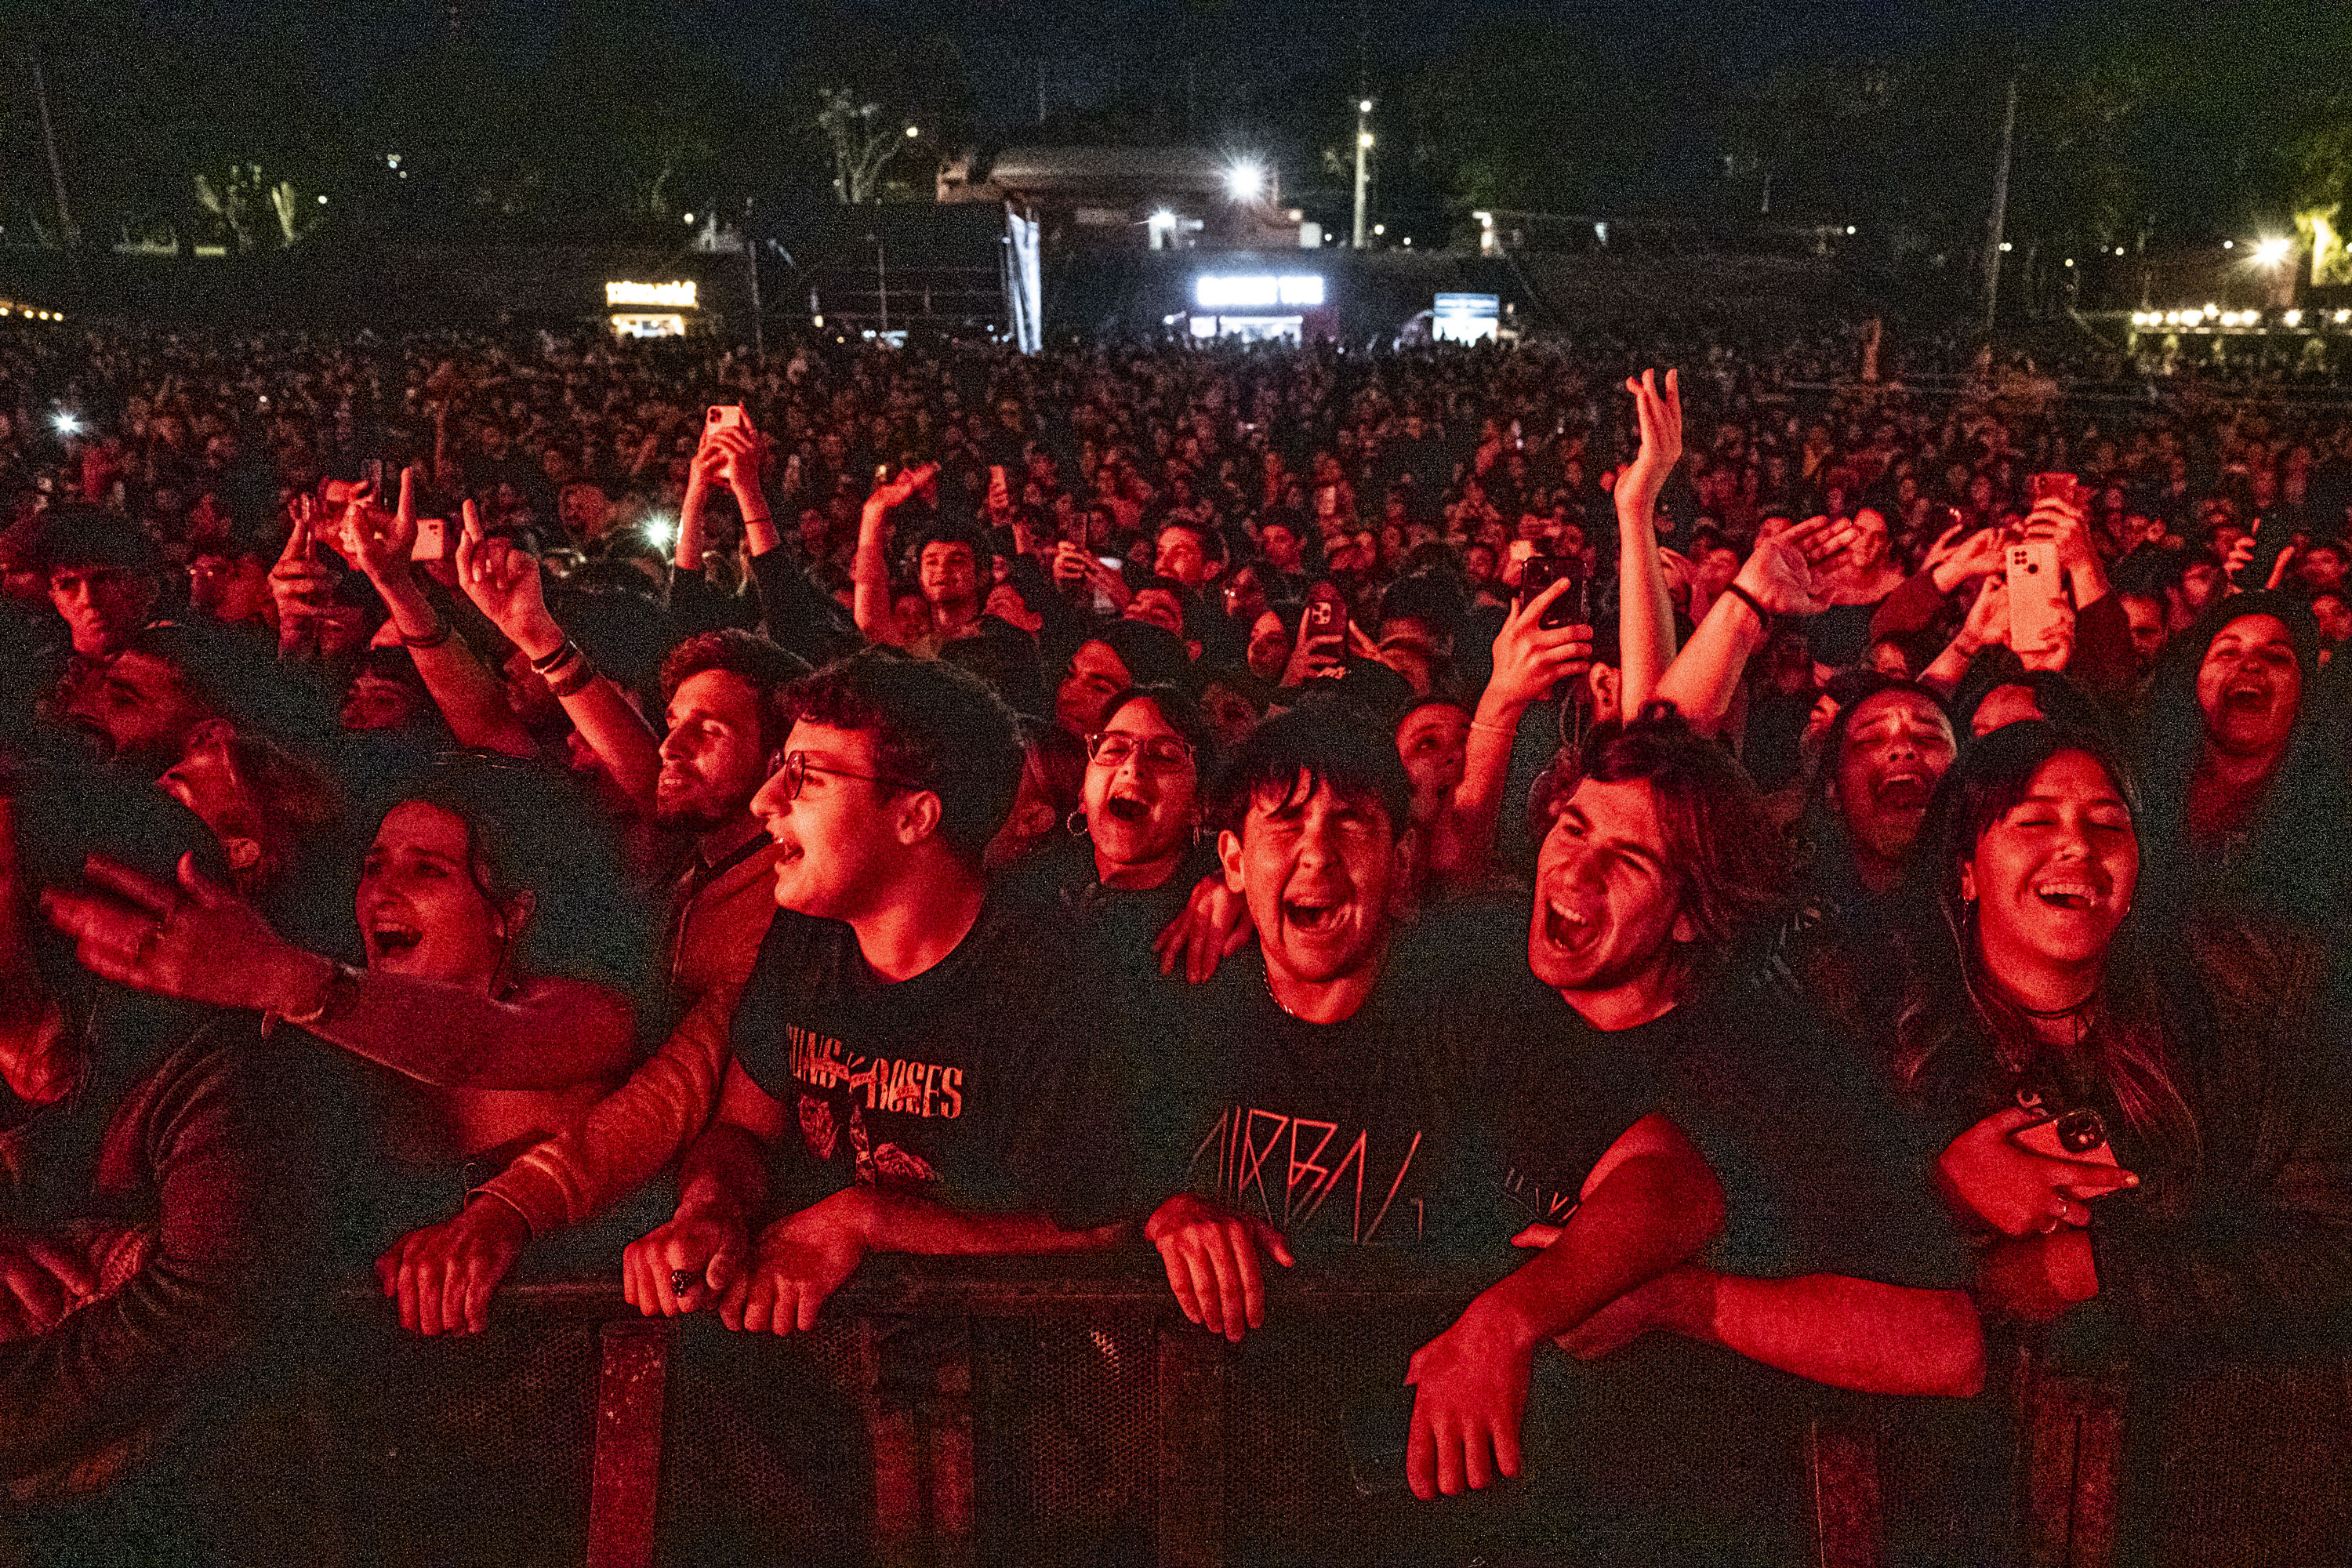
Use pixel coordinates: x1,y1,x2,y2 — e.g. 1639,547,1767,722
314,1258,2133,1568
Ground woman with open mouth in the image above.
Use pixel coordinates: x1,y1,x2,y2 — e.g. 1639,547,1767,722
1817,720,2352,1561
45,755,649,1331
2133,591,2344,923
1006,683,1241,983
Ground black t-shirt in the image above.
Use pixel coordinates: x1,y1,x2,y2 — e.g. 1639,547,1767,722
1145,904,1653,1269
731,902,1131,1231
1525,959,1978,1562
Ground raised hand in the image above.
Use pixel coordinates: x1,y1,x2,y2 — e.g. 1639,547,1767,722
41,852,319,1013
1280,613,1347,686
456,499,559,653
345,466,420,583
2222,532,2259,586
1958,573,2011,655
1925,518,2009,593
1613,368,1683,529
2015,597,2075,673
2022,496,2094,575
1486,580,1594,709
1733,514,1856,619
1143,1192,1294,1341
869,461,939,509
268,501,339,651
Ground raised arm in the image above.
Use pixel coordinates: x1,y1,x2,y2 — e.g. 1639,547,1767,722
1431,580,1592,887
1653,516,1853,736
455,503,662,809
1918,575,2009,699
43,853,637,1093
851,463,938,647
1614,369,1684,713
347,469,536,757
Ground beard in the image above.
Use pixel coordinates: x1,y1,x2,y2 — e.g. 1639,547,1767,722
655,789,739,835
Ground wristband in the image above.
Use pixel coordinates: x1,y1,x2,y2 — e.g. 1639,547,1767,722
546,650,597,699
398,616,452,652
1470,717,1518,737
528,638,582,675
1722,582,1775,636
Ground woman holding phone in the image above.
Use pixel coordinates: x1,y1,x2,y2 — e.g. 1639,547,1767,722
1831,721,2352,1559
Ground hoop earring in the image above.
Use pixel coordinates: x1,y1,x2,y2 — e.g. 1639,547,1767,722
1066,808,1088,838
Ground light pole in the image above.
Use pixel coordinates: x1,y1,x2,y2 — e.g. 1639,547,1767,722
1352,98,1373,249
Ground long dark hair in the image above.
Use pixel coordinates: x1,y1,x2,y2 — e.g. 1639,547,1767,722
1893,720,2198,1160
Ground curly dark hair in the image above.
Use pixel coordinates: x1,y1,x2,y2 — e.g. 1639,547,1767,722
659,629,809,753
784,646,1023,867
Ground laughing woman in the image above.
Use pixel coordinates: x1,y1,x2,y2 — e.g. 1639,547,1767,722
47,756,650,1326
1846,722,2352,1562
2133,592,2348,924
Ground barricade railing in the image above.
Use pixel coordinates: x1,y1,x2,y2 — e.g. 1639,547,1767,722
316,1258,2127,1568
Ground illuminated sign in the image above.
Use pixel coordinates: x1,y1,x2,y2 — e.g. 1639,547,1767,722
1194,274,1324,310
605,280,698,309
611,313,688,338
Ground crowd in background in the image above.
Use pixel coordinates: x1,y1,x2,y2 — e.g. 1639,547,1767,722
0,316,2349,1564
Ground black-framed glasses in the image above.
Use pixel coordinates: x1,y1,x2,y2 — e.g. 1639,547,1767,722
1085,731,1195,771
779,751,918,799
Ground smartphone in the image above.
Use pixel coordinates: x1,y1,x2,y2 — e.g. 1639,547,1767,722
2005,538,2067,650
2008,1107,2119,1168
1097,555,1124,572
1303,583,1348,668
706,405,746,434
411,517,451,563
1518,553,1590,630
363,458,384,493
876,463,891,485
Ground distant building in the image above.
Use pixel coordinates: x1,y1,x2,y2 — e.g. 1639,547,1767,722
938,147,1305,252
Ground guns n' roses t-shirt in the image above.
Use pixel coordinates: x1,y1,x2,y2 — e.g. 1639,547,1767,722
731,902,1131,1230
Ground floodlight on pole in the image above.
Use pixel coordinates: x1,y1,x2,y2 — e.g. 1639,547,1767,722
1352,98,1373,249
1225,160,1265,201
2252,236,2292,267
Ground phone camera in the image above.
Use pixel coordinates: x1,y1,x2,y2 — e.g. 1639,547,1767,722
2056,1108,2107,1155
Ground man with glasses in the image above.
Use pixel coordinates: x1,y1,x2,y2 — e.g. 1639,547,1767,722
622,647,1131,1329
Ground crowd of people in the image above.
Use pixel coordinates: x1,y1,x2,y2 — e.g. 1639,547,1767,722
2,314,2350,1563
